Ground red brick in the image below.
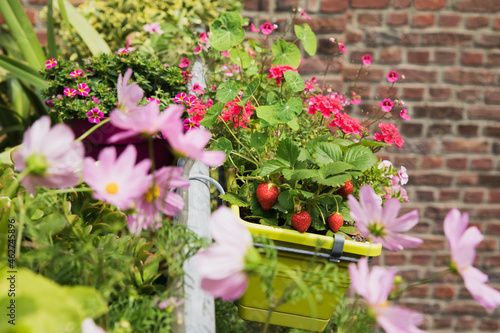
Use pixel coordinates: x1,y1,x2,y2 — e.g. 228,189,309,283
415,0,446,10
422,33,473,46
456,0,500,12
472,157,493,170
479,319,500,331
384,253,406,265
376,86,398,99
298,17,346,33
479,175,500,188
466,15,490,29
243,0,260,10
485,255,500,266
434,285,455,299
357,13,382,26
429,124,452,135
438,14,462,27
458,125,478,136
410,253,432,265
445,301,488,315
488,52,500,66
406,285,429,298
345,30,363,43
421,156,443,168
412,14,436,28
36,31,47,45
434,50,457,64
457,173,479,185
275,0,300,11
442,139,489,153
461,51,484,66
469,106,500,120
402,87,425,100
398,68,437,82
387,12,408,26
478,208,500,219
487,221,500,233
439,189,460,201
477,238,497,251
465,190,485,203
401,123,423,136
447,157,467,169
29,0,48,3
494,16,500,30
298,57,331,74
408,50,430,64
380,48,402,64
444,68,495,84
342,67,385,82
429,87,451,101
457,88,483,102
477,34,500,48
413,106,463,119
351,0,389,8
394,0,411,8
456,318,476,331
486,89,500,104
433,317,453,329
320,0,348,12
411,173,453,186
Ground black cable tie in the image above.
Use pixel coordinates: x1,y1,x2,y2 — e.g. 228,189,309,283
329,234,345,263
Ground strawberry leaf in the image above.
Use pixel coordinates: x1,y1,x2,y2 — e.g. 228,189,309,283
313,142,343,166
220,193,250,207
343,145,377,171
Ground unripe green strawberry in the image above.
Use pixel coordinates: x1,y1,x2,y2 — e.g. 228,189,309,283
291,211,311,233
327,213,344,232
256,183,280,210
337,180,354,198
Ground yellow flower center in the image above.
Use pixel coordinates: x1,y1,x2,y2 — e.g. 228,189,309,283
105,183,119,194
144,185,161,202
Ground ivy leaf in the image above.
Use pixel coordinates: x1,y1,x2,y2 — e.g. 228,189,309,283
343,145,377,171
214,137,233,155
294,23,317,56
200,102,224,127
220,193,250,207
216,81,239,104
276,137,301,168
208,12,245,51
271,39,301,68
313,142,343,166
256,97,302,125
284,70,305,92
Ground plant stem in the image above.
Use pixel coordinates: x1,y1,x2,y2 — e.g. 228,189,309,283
389,269,452,299
75,118,111,142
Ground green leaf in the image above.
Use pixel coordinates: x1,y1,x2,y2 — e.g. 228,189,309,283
313,174,351,187
46,0,57,58
256,97,302,125
250,132,268,154
0,54,46,88
277,190,294,211
229,48,252,69
298,148,311,161
220,193,250,207
271,39,301,68
276,137,301,168
214,137,233,155
352,140,390,148
288,169,319,182
200,102,224,127
284,70,305,92
313,142,343,166
240,78,260,104
318,162,354,178
287,118,299,131
295,24,317,56
259,218,279,226
208,12,245,51
267,91,279,105
259,159,287,176
36,213,67,235
339,226,361,235
343,146,378,171
216,81,239,104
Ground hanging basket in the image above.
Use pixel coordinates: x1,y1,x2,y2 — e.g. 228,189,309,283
232,206,382,332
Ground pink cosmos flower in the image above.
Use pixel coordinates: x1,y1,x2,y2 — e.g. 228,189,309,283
191,83,204,95
144,22,164,35
338,43,346,53
173,93,187,103
400,108,411,120
82,145,151,209
374,123,405,149
69,69,83,78
300,9,312,20
379,98,394,112
444,209,500,310
387,71,399,83
45,58,57,69
221,51,231,57
77,83,90,96
198,207,256,301
349,258,427,333
109,103,184,142
179,58,191,68
199,32,209,43
86,108,103,123
260,22,275,35
348,185,423,251
12,116,84,193
193,42,203,54
64,88,77,97
128,166,190,234
81,318,107,333
362,54,373,66
117,68,143,112
250,23,260,32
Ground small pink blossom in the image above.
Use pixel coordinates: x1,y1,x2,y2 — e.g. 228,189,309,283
92,96,100,104
351,93,361,104
387,71,399,83
300,9,312,20
199,32,209,43
349,258,427,333
260,22,275,35
179,58,191,68
115,47,136,55
191,83,204,95
86,108,103,124
348,185,422,251
374,123,405,149
154,297,185,310
338,43,346,53
144,22,164,35
173,93,187,103
400,108,411,120
379,98,394,112
396,166,408,185
45,58,57,69
221,51,231,57
444,209,500,310
362,54,373,66
69,69,83,78
64,88,77,97
146,97,161,104
198,207,257,301
77,83,90,96
193,43,203,54
329,37,335,44
184,117,200,131
250,23,260,32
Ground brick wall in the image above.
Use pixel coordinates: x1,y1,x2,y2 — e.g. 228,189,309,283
242,0,500,332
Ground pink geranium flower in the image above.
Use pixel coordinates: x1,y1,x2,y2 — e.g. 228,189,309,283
374,123,405,149
45,58,57,69
349,258,427,333
444,209,500,310
64,88,77,97
69,69,83,78
117,68,143,112
144,22,164,35
267,65,299,85
250,23,260,32
86,108,103,123
77,83,90,96
260,22,275,35
82,145,151,209
387,71,399,82
198,207,257,301
12,116,84,193
379,98,394,112
362,54,372,66
199,32,209,43
348,185,423,251
179,58,191,68
400,108,411,120
338,43,346,53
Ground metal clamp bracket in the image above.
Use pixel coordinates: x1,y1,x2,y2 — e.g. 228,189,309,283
329,234,345,263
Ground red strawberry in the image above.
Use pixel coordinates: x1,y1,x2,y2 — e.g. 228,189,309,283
256,183,280,210
291,211,311,233
327,213,344,232
337,180,354,198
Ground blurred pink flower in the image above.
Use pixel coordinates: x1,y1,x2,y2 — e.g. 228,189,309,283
379,98,394,112
82,145,151,209
260,22,275,35
77,83,90,96
117,68,143,112
45,58,57,69
81,318,107,333
387,71,399,82
199,32,209,43
338,43,346,53
64,88,77,97
300,9,312,20
12,116,84,193
400,108,411,120
362,54,372,66
348,185,422,251
250,23,260,32
86,107,103,123
179,58,191,68
349,258,427,333
221,51,230,57
69,69,83,78
191,83,204,95
154,297,185,310
198,207,255,300
444,209,500,310
144,22,163,35
193,42,203,54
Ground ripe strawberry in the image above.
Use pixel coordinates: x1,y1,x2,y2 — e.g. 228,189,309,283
291,211,311,233
337,180,354,198
327,213,344,232
256,183,280,210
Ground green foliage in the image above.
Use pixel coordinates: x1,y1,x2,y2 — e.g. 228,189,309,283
41,52,186,120
294,24,317,56
209,11,246,51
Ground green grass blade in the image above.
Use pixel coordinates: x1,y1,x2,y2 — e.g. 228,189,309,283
47,0,58,59
0,54,46,89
